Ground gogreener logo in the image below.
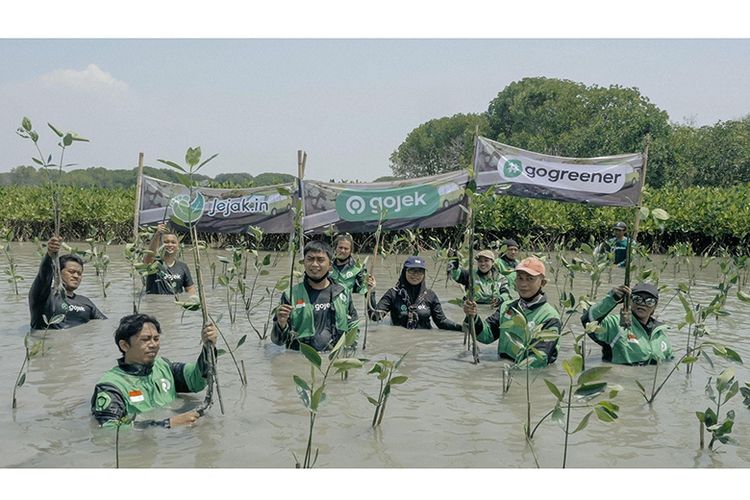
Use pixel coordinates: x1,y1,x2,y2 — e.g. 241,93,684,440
498,157,633,194
336,185,439,222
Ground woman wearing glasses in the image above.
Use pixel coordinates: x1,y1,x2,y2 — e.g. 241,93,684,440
367,256,461,331
581,283,673,365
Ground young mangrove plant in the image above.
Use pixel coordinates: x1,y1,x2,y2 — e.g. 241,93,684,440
123,230,159,313
16,117,88,292
292,328,363,468
158,146,223,414
84,230,113,298
11,313,64,409
365,353,408,427
501,311,561,439
696,368,740,450
1,227,24,295
533,353,621,468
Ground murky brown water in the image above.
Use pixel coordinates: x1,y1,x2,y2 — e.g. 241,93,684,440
1,243,749,468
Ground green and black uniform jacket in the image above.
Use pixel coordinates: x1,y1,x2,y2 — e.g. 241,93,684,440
330,256,367,295
272,279,358,352
145,259,194,295
468,293,561,367
449,260,510,305
91,354,209,428
28,254,106,330
495,256,518,294
582,291,673,365
605,237,631,266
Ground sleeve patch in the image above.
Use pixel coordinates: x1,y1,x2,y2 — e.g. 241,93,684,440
95,392,112,411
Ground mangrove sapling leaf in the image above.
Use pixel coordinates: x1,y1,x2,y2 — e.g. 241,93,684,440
300,343,322,370
571,411,593,433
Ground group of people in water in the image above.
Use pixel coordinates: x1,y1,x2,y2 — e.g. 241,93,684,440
27,221,671,429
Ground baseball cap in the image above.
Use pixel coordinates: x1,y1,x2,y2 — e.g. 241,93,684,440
515,257,545,276
632,283,659,300
613,221,627,230
475,249,496,260
502,238,519,249
403,256,427,270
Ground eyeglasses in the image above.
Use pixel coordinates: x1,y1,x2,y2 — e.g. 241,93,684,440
632,294,657,307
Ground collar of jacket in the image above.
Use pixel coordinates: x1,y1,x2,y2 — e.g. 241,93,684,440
515,292,547,310
117,357,154,376
304,278,346,299
333,256,354,269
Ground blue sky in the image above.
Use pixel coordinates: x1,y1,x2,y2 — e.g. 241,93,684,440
2,12,750,182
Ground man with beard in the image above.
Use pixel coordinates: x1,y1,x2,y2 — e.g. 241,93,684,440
29,236,106,330
272,240,359,352
329,233,367,296
367,256,461,331
582,282,673,365
91,314,217,428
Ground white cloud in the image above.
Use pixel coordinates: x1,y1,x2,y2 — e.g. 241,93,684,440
39,63,129,95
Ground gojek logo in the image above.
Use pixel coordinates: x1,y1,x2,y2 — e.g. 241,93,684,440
497,156,633,194
336,185,440,222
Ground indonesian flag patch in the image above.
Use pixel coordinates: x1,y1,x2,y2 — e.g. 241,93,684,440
295,299,306,309
128,390,144,403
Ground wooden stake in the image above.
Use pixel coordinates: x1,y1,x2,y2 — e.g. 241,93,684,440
133,152,145,240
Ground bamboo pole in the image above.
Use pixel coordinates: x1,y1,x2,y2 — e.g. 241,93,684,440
465,131,480,364
133,152,145,240
363,212,385,351
297,150,307,260
620,135,651,328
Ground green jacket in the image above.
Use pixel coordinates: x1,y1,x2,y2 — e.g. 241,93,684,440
450,266,510,305
582,292,673,365
273,281,358,351
91,355,208,428
469,294,561,368
330,257,367,295
606,237,631,266
495,256,518,294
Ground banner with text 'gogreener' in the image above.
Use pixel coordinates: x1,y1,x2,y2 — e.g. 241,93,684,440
302,170,469,233
138,175,294,234
473,137,644,207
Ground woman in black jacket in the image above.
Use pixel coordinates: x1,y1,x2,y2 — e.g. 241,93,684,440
367,256,461,331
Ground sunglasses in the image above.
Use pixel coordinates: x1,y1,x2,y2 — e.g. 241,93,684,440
632,294,657,307
406,268,425,274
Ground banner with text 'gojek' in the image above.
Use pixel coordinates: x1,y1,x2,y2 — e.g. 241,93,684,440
301,171,469,234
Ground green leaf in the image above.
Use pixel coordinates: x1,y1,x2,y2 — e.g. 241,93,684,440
22,117,32,132
157,159,187,172
236,335,247,348
551,405,565,425
262,254,272,266
295,384,310,408
717,368,735,392
737,290,750,303
293,375,310,392
577,366,611,385
563,354,583,379
216,348,227,357
639,206,650,218
651,208,669,221
368,363,383,375
594,405,618,422
572,411,593,433
62,133,73,146
186,147,202,168
544,378,563,401
389,375,408,385
332,358,365,371
47,313,66,325
196,153,219,172
299,343,322,369
394,351,408,369
366,396,379,406
17,373,26,387
47,122,63,137
574,382,607,399
311,386,325,411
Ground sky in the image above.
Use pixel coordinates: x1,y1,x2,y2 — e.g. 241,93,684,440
2,4,750,185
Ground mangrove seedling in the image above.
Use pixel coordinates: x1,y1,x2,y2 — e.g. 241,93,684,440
1,227,24,294
11,313,64,409
292,327,363,468
533,354,621,468
365,352,408,427
159,146,223,415
696,368,740,450
16,117,88,292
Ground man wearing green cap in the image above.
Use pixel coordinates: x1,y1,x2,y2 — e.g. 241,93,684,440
447,249,510,306
582,282,673,365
